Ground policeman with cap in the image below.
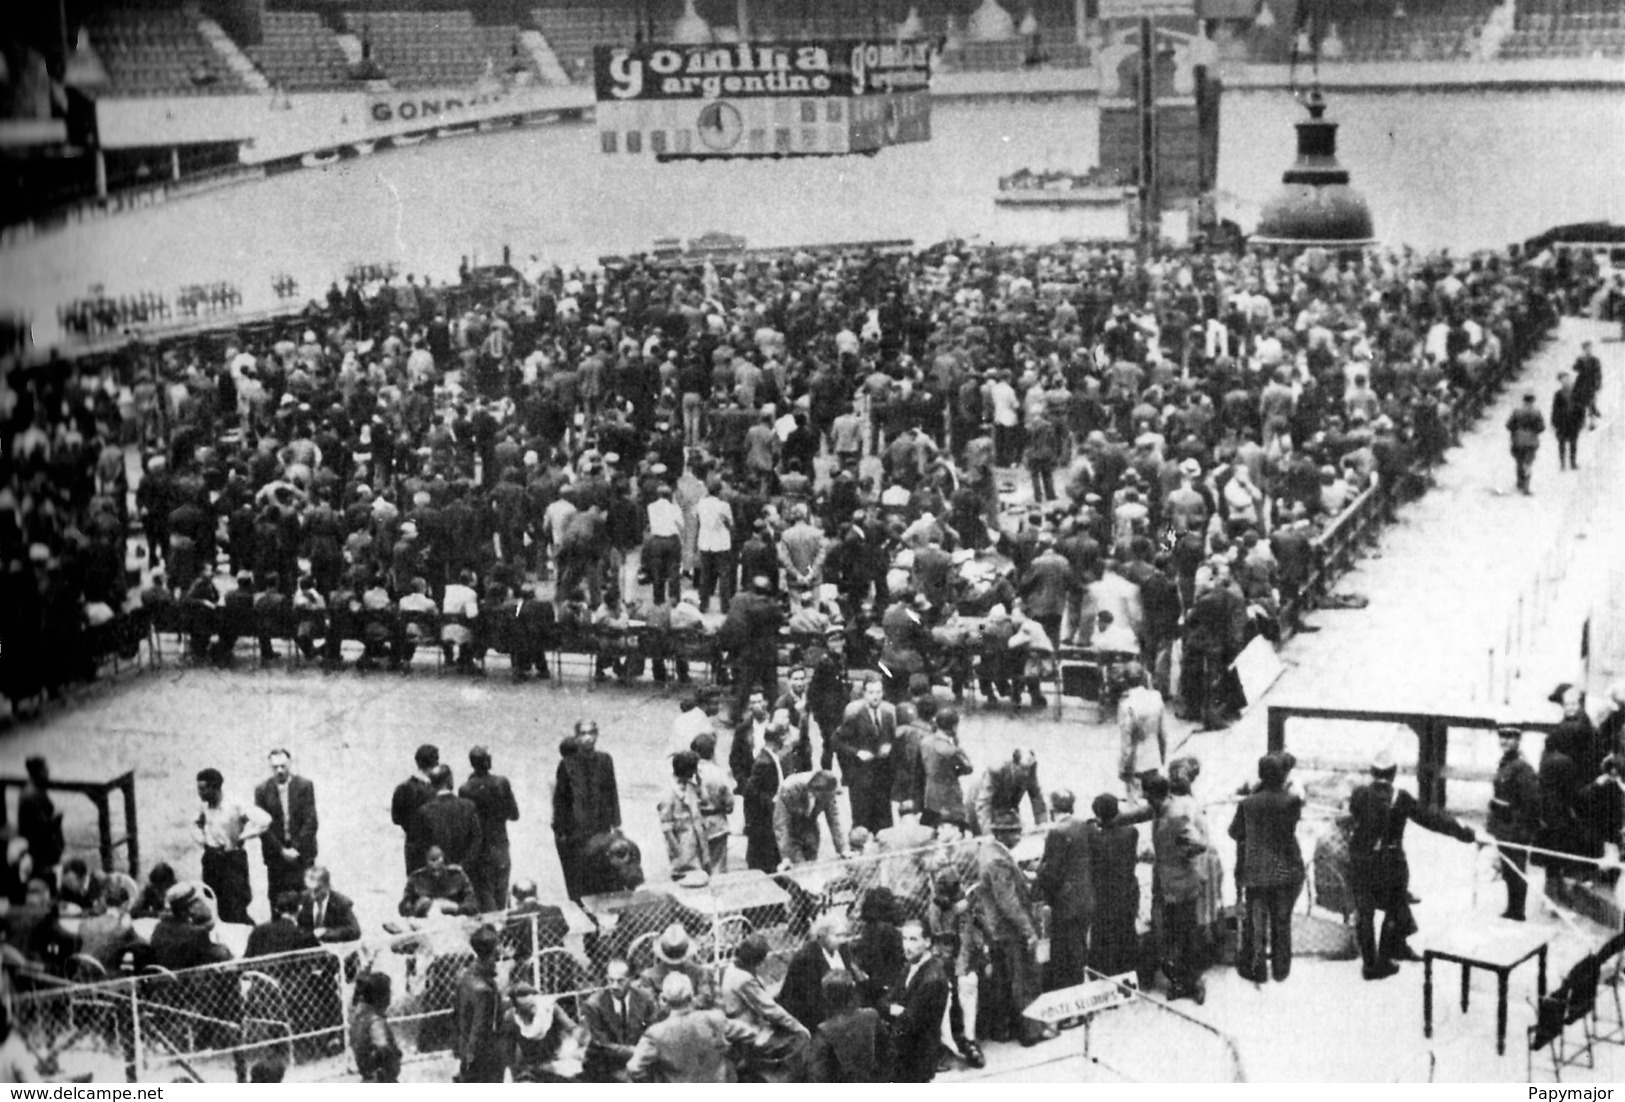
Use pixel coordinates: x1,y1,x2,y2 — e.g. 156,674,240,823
1347,749,1477,979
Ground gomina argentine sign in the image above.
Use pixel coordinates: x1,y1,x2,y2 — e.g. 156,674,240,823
593,41,933,101
593,40,932,160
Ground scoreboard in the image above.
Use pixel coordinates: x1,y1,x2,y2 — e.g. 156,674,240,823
594,40,932,160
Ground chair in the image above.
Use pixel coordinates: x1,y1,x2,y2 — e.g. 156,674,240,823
1593,930,1625,1045
1528,953,1602,1082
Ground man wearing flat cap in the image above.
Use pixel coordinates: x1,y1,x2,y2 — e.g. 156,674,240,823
1487,727,1539,921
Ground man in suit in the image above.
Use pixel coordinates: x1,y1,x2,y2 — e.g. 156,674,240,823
245,890,321,958
1019,537,1076,647
744,719,791,873
298,865,360,943
459,746,520,913
776,913,860,1032
508,584,555,682
888,920,950,1082
627,972,758,1083
1551,371,1587,471
774,770,849,868
415,765,483,875
730,690,773,793
1230,753,1306,982
391,744,439,876
1035,789,1091,991
552,721,622,900
719,575,784,710
582,957,659,1082
834,679,897,833
254,748,319,901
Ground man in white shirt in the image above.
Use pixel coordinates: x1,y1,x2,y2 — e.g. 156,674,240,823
440,569,480,671
694,484,735,613
644,484,685,605
988,371,1020,466
192,767,270,925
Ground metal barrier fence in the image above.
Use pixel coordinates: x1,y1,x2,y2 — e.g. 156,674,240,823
11,838,986,1083
1076,967,1246,1083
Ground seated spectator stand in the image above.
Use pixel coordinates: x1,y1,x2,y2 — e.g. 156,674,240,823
0,770,139,878
244,12,353,91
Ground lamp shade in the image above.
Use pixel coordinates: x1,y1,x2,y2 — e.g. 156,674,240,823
1252,89,1375,249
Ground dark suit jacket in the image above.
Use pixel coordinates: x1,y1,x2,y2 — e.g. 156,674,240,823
1229,786,1305,889
730,720,763,793
297,889,361,942
1036,815,1092,918
1020,550,1076,621
254,775,319,867
892,956,949,1082
459,772,520,856
581,986,659,1071
777,938,859,1031
809,1007,889,1083
552,750,621,841
415,793,484,870
391,774,435,869
244,917,320,959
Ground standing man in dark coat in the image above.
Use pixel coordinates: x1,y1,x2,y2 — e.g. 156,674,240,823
1487,726,1540,921
1573,339,1603,425
391,744,439,876
834,679,897,833
888,920,951,1082
415,766,483,874
460,746,520,914
253,748,319,900
552,720,622,900
1019,538,1075,647
1228,754,1305,983
1347,750,1477,980
1551,372,1587,471
718,575,784,710
1505,391,1546,495
1035,789,1091,991
454,925,506,1082
1084,794,1147,979
1181,575,1246,731
17,757,64,878
744,720,790,873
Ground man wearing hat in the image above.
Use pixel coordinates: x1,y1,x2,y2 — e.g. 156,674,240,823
1347,750,1477,980
1487,727,1539,921
191,767,269,925
1505,391,1545,495
639,923,716,1014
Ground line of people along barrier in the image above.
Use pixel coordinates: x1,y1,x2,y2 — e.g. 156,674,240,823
10,836,1244,1083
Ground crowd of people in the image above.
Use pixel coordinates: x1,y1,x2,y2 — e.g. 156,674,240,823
0,230,1599,1083
0,235,1560,729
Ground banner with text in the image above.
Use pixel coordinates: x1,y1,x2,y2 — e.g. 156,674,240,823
593,40,933,102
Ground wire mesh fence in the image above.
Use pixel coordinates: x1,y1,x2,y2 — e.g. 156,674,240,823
11,835,1246,1083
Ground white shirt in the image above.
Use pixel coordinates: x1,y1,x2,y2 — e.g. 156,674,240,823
647,498,684,538
695,496,733,553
